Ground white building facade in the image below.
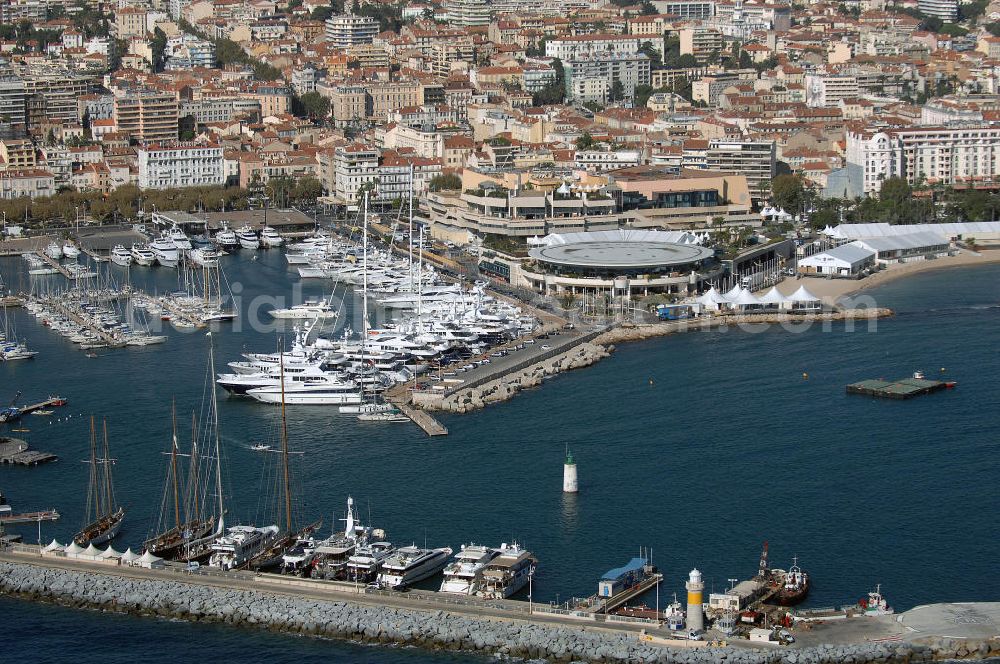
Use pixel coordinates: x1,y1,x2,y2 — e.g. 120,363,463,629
137,144,224,189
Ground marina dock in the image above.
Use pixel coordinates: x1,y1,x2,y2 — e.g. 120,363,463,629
46,299,127,348
390,399,448,436
156,296,208,328
847,376,954,399
0,509,60,525
579,573,663,614
0,438,58,466
32,250,75,279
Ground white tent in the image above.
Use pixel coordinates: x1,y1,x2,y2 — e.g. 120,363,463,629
724,284,743,300
757,287,787,307
80,543,103,560
64,542,85,557
731,288,763,309
100,545,123,560
41,539,65,554
787,285,822,309
137,550,165,569
120,548,140,565
696,287,730,311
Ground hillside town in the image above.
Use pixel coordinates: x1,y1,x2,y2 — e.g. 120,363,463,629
2,0,1000,272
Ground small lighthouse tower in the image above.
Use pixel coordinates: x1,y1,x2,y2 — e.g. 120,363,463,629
563,448,578,493
686,568,704,633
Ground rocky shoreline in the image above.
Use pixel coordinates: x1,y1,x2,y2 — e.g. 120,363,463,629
2,561,998,663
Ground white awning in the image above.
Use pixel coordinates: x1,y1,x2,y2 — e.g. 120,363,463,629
42,539,65,553
100,545,123,559
81,543,102,558
64,542,85,556
724,284,743,300
757,287,786,304
697,286,730,304
120,548,140,563
731,289,763,306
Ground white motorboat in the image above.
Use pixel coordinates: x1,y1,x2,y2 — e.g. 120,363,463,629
280,536,318,574
268,300,338,320
377,546,453,589
439,544,502,595
130,244,156,266
339,402,395,414
110,245,132,267
149,235,179,267
260,226,283,248
345,540,395,582
215,224,240,252
1,341,38,361
479,543,535,599
236,225,260,250
167,224,193,251
209,525,280,571
44,242,63,260
188,248,220,267
62,242,81,259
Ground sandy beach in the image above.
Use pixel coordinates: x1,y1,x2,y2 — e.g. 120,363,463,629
774,248,1000,305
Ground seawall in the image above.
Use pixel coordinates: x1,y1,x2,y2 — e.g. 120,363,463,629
2,559,998,663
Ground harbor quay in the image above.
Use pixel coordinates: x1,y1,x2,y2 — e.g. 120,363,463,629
2,553,999,664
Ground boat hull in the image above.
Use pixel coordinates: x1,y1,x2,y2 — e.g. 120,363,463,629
74,507,125,546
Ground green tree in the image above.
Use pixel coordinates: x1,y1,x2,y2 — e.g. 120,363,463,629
771,174,804,213
429,173,462,191
295,91,330,120
879,177,911,208
575,132,597,150
608,77,626,103
151,27,168,72
638,41,662,67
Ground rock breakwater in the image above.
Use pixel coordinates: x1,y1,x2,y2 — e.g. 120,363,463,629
2,561,998,663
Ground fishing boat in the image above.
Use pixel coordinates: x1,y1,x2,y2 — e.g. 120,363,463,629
377,545,452,589
144,404,216,559
73,417,126,546
858,584,893,616
773,557,810,606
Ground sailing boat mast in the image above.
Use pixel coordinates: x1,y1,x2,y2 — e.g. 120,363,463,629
207,332,225,532
171,401,180,531
408,163,414,289
360,191,369,402
278,342,292,533
87,416,99,522
101,419,114,521
189,411,200,522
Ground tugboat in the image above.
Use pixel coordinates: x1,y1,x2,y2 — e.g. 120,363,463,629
858,584,894,616
774,557,810,606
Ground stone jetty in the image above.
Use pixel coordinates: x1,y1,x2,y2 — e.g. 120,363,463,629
2,560,998,663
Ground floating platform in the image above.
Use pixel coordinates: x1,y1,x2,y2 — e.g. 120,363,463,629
847,377,955,400
0,438,58,466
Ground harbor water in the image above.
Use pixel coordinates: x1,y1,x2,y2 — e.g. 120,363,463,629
2,253,999,661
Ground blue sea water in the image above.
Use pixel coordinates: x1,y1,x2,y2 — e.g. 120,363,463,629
1,254,998,661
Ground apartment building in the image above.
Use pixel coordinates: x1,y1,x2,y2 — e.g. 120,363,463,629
846,126,1000,194
367,81,423,121
137,143,224,189
330,86,368,127
0,168,54,199
650,0,715,18
545,34,648,61
445,0,490,27
804,73,860,108
679,27,724,63
705,140,776,205
115,6,150,39
0,77,26,135
563,54,651,104
324,14,379,47
918,0,957,21
115,91,179,143
333,143,380,203
0,138,36,169
180,98,262,125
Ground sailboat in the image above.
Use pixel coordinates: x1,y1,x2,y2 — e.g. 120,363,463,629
74,417,126,546
244,344,321,571
144,403,216,559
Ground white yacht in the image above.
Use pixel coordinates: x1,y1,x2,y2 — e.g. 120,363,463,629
215,224,240,252
149,235,179,267
110,245,132,267
245,378,363,405
209,524,280,571
377,546,453,589
311,496,372,580
130,244,156,266
260,226,283,248
62,242,81,259
268,300,338,320
479,543,535,599
236,225,260,250
188,248,220,267
377,285,466,310
167,224,192,251
280,536,317,575
44,242,63,260
439,544,502,595
345,540,395,582
1,341,38,361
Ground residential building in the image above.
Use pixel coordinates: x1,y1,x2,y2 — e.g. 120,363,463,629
333,143,380,203
805,73,860,108
330,86,368,127
563,54,651,104
0,77,26,136
137,143,224,189
115,6,150,39
324,14,379,47
0,168,54,199
918,0,957,21
545,34,648,61
705,140,776,205
678,27,724,63
114,91,179,143
650,0,715,18
445,0,490,27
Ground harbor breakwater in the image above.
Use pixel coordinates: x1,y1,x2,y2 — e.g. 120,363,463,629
1,560,998,663
411,309,891,414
